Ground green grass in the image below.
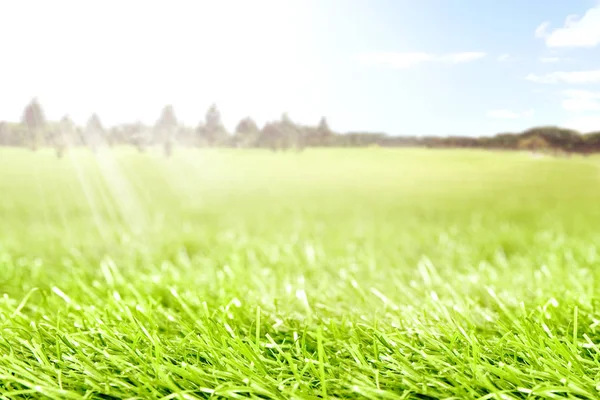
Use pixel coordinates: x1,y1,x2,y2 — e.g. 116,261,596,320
2,147,600,399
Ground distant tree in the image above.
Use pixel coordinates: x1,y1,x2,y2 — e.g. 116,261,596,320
234,117,259,148
107,126,123,146
163,138,173,157
258,121,284,151
7,123,27,147
58,115,77,144
205,103,222,131
175,125,195,147
84,114,105,152
521,126,582,153
51,115,77,157
198,103,228,146
337,132,386,147
87,114,104,133
0,122,8,146
316,116,332,146
21,98,46,151
582,132,600,155
303,116,333,147
194,121,205,147
155,105,178,157
156,105,178,131
279,113,303,151
54,134,65,158
485,133,520,150
518,135,550,153
113,123,134,147
317,116,330,133
129,121,148,152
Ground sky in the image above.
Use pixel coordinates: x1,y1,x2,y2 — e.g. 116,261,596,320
1,0,600,136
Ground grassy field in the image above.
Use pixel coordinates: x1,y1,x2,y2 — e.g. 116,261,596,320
2,147,600,399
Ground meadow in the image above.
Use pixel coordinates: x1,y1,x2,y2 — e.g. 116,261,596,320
1,147,600,399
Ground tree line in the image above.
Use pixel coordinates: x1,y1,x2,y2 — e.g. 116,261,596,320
1,98,600,157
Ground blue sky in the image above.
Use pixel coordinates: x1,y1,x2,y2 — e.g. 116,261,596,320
1,0,600,135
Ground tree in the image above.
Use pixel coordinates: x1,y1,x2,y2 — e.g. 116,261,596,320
21,98,46,151
156,105,177,131
279,113,302,151
107,126,124,146
50,115,77,157
315,116,332,146
198,103,228,146
0,122,8,146
521,126,582,153
85,114,105,152
205,103,222,132
518,135,550,153
87,114,104,133
234,117,259,148
155,105,178,157
582,132,600,155
58,115,77,143
258,121,284,151
175,125,195,147
303,116,333,147
129,121,148,152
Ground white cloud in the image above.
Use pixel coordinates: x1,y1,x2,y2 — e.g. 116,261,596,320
358,52,436,68
439,52,487,64
562,89,600,111
359,51,486,69
486,109,534,119
522,109,535,118
487,110,519,119
535,21,550,38
565,116,600,132
536,5,600,47
497,54,510,62
565,14,580,28
526,70,600,84
562,89,600,132
540,57,561,63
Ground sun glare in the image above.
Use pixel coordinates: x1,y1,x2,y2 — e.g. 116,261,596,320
0,0,319,128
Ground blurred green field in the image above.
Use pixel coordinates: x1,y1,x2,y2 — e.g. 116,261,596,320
1,147,600,399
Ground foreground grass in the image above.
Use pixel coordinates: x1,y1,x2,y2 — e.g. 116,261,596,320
1,147,600,399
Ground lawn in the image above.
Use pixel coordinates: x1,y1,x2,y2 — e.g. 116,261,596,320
1,147,600,399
